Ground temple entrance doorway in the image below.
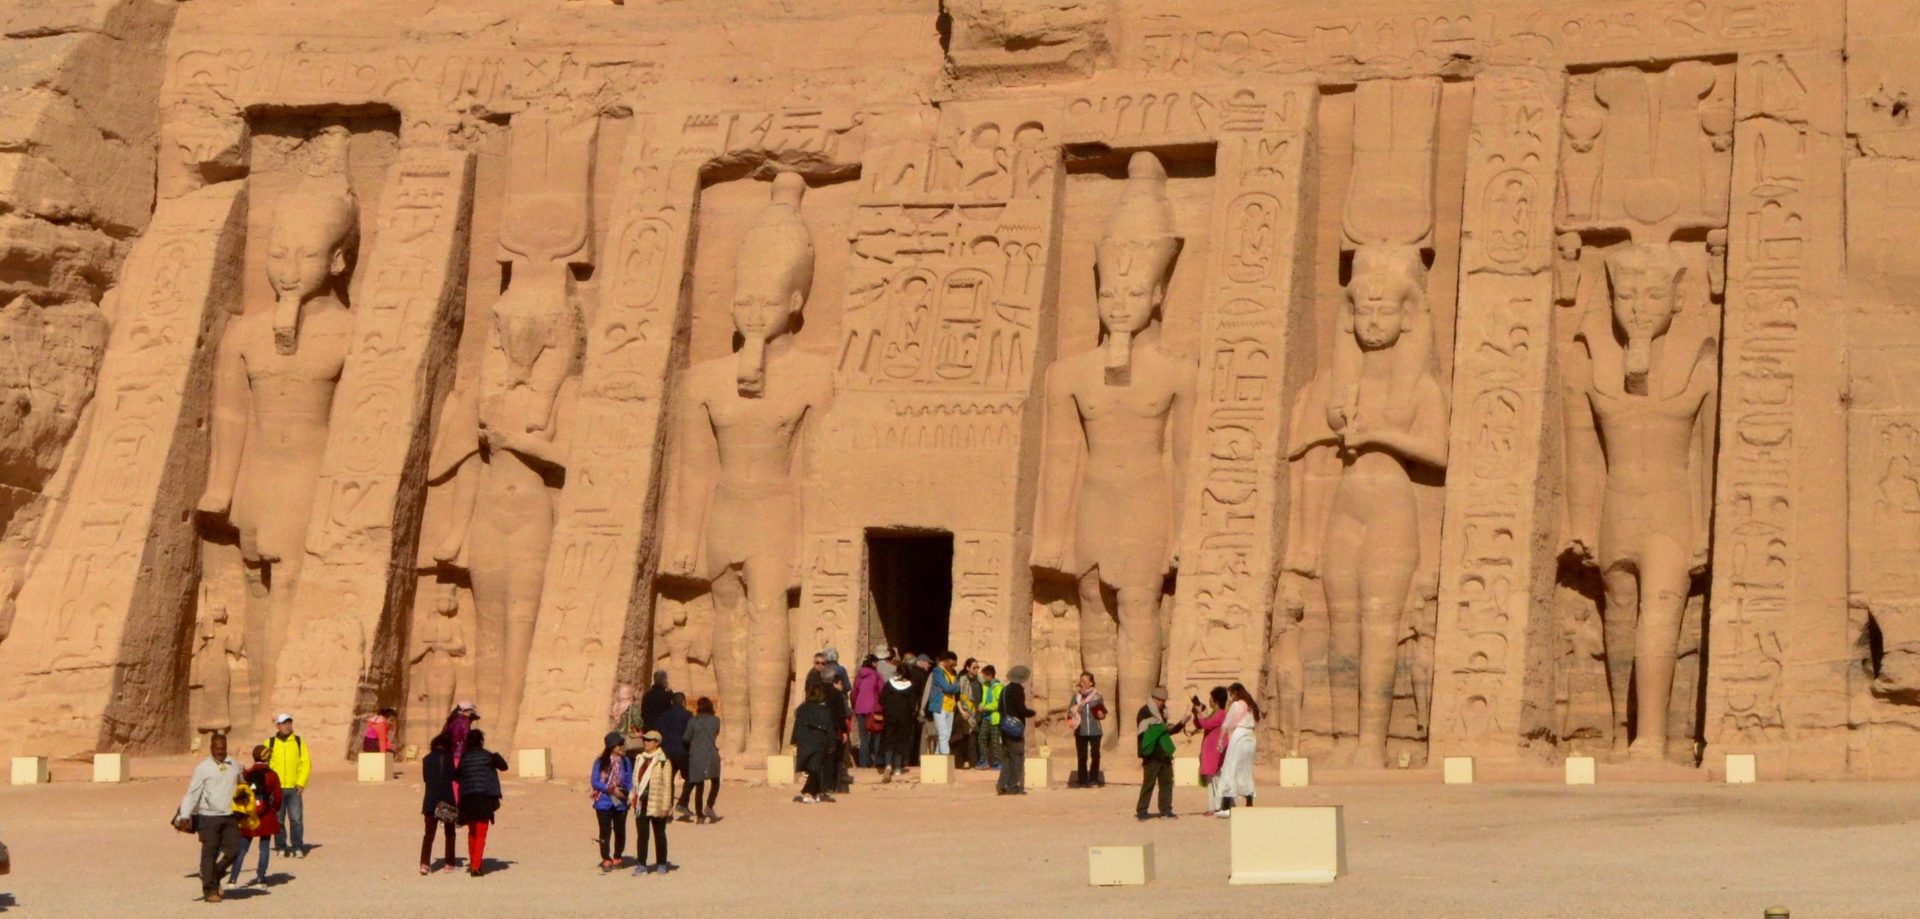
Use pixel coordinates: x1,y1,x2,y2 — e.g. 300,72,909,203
864,530,953,658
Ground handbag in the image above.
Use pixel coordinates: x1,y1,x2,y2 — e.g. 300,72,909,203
864,713,884,734
1000,715,1025,740
1092,702,1108,721
434,800,459,823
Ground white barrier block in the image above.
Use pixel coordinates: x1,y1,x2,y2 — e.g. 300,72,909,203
1726,753,1758,784
1443,756,1475,784
93,753,130,783
1280,757,1311,788
1025,755,1051,788
766,753,796,786
515,748,551,780
1174,756,1201,787
10,756,48,785
1088,843,1154,886
357,751,392,783
922,754,953,784
1229,806,1345,885
1565,756,1597,785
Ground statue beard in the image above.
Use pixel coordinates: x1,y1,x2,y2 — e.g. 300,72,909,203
1623,334,1651,395
1104,330,1133,386
737,335,767,397
272,295,302,355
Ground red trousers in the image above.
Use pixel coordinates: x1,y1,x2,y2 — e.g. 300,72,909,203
467,821,490,872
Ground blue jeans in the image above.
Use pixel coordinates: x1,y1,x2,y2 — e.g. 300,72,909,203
933,711,954,755
855,717,880,767
228,836,270,884
274,788,305,853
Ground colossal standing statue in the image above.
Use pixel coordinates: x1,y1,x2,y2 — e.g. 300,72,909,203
1563,242,1717,761
660,173,836,758
197,130,358,703
1284,244,1450,768
1031,152,1197,745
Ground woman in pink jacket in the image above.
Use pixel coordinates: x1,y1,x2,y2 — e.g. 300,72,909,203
1187,687,1230,815
852,655,885,769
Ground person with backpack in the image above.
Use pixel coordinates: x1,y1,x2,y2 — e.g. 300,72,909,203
975,664,1005,770
263,714,311,858
419,732,459,874
879,670,918,782
591,731,632,871
1134,688,1189,821
996,666,1036,795
228,744,282,887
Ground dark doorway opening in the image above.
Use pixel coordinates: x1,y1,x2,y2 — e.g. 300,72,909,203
865,531,953,657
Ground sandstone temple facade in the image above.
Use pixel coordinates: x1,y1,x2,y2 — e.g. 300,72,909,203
1,0,1915,778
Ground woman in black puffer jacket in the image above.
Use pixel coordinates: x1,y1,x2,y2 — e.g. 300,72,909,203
420,732,460,874
456,728,509,877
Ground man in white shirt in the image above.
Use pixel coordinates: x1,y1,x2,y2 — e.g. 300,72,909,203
173,733,243,902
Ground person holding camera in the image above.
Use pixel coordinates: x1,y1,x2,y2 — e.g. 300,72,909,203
173,732,244,902
1187,687,1230,815
1067,672,1107,787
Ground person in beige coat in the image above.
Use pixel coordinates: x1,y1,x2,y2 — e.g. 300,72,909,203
628,731,678,876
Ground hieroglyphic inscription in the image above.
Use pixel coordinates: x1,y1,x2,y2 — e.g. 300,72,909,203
1164,82,1318,698
1705,53,1846,766
1430,67,1564,757
0,181,247,753
275,150,474,742
514,112,712,755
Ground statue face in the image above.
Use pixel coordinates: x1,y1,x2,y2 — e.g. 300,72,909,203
1096,268,1159,338
732,265,800,343
266,217,344,302
1347,266,1416,351
1609,265,1680,343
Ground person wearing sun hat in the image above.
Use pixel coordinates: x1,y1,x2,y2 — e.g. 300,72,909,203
263,713,311,857
629,730,677,876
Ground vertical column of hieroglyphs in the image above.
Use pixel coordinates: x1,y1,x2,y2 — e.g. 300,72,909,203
0,181,247,754
1705,51,1848,776
1429,68,1565,761
1164,85,1317,700
274,150,475,743
515,113,710,758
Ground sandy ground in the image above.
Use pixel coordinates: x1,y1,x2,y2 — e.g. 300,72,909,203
0,755,1914,918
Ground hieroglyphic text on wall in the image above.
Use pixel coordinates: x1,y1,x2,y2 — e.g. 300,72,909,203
275,149,475,743
1429,67,1565,759
0,181,247,754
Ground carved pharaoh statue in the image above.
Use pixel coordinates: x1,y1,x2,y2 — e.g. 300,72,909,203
197,129,359,704
1563,242,1717,761
1284,244,1450,768
660,173,836,758
1031,152,1197,746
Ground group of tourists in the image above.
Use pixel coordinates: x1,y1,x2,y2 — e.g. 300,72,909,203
175,653,1263,903
172,714,312,903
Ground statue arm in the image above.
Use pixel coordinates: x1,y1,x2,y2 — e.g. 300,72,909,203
197,325,249,514
658,374,717,581
1029,362,1082,575
492,376,576,467
1166,359,1199,571
1281,382,1335,578
1350,376,1450,469
1561,344,1605,562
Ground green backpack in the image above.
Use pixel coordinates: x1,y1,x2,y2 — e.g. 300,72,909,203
1138,723,1176,758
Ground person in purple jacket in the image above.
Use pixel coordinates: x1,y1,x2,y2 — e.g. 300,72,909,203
590,731,632,872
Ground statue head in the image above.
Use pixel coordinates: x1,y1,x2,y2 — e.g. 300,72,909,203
1604,243,1686,393
266,129,359,355
1556,231,1582,262
1343,245,1427,352
732,172,814,395
1095,152,1182,383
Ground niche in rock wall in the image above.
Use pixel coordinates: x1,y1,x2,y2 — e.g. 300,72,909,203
685,172,860,364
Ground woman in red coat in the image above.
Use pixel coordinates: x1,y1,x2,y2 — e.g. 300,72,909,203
229,744,283,886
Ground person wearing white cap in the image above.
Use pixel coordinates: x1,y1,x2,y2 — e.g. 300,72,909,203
263,714,311,856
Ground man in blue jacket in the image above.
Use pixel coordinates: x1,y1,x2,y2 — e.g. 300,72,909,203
926,652,962,756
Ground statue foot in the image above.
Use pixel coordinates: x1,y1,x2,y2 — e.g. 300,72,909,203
1625,737,1664,762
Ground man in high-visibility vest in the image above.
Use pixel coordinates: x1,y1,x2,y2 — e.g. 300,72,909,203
975,665,1005,770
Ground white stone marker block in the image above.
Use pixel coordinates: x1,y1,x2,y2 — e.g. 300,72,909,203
1726,753,1758,784
515,748,551,780
1088,843,1154,886
1443,756,1475,784
1565,756,1596,785
766,753,796,786
357,751,392,783
10,756,48,785
922,754,954,784
1229,806,1345,885
92,753,130,783
1174,756,1201,787
1025,755,1051,788
1280,757,1311,788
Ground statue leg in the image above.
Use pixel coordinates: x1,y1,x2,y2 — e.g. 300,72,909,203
241,563,272,716
1599,564,1639,757
1268,623,1304,756
262,553,300,714
1321,517,1366,761
742,554,794,758
709,567,750,756
468,557,509,724
497,593,540,746
1630,540,1690,760
1113,574,1163,757
1356,553,1416,769
1076,572,1118,752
